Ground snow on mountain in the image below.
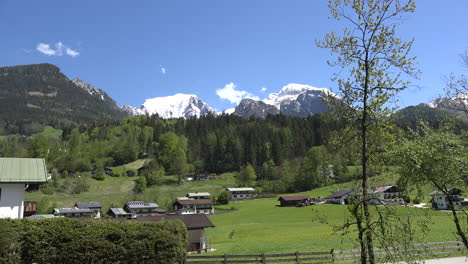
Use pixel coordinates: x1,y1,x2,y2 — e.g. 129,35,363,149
121,104,145,116
140,93,215,119
426,92,468,118
263,83,335,110
72,78,109,101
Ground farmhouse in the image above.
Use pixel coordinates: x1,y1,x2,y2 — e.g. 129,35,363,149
226,187,255,200
325,188,354,205
53,208,95,218
278,195,312,207
174,198,214,215
430,188,465,210
134,214,215,252
369,185,403,205
0,158,48,219
124,201,166,216
75,202,102,218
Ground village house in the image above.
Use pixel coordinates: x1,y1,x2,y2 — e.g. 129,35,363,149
174,198,214,215
185,172,217,182
0,158,48,219
430,188,465,210
186,192,211,199
278,195,312,207
75,202,103,218
226,187,255,200
53,208,95,218
325,188,354,205
133,214,215,253
369,185,403,205
108,208,134,218
124,201,166,216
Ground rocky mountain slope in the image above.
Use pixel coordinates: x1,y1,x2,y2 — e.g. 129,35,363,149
233,83,334,118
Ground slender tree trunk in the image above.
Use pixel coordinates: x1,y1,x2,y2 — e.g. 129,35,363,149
446,195,468,250
352,203,367,264
362,52,375,264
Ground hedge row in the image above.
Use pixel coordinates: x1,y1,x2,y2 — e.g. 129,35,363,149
0,218,187,264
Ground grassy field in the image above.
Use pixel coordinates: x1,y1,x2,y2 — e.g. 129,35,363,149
206,198,459,255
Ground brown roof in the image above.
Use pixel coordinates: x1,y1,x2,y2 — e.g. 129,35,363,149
174,199,213,205
133,214,215,230
278,195,311,201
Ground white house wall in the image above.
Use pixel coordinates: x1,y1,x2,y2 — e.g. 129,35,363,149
188,229,206,249
0,183,25,219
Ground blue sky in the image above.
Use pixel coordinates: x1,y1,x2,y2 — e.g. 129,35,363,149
1,0,467,111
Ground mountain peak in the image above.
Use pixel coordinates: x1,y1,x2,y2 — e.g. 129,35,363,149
141,93,215,119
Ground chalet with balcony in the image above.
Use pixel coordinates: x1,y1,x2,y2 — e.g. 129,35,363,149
53,208,95,218
226,187,255,200
174,199,214,215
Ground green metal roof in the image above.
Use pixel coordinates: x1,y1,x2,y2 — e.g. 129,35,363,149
0,158,48,183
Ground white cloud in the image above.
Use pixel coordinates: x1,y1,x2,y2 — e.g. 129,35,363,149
261,87,267,92
160,66,166,74
37,43,56,56
36,42,79,57
216,82,259,104
66,48,79,57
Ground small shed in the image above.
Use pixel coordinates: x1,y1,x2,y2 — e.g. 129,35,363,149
278,195,311,207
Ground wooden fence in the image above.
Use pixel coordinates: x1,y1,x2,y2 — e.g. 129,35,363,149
185,241,466,264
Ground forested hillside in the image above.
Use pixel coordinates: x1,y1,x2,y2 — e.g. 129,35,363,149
0,63,128,135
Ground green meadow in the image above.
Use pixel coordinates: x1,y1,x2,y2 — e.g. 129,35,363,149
24,168,465,255
207,199,459,255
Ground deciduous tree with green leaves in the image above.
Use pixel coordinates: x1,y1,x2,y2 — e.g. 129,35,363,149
397,126,468,250
317,0,419,263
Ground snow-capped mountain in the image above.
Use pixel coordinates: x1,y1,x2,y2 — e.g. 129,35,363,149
263,83,335,109
426,92,468,118
234,83,335,118
121,104,145,116
130,93,215,119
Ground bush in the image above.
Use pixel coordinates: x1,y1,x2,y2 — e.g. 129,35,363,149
0,218,187,264
413,198,421,204
39,183,55,195
0,220,21,263
217,191,229,205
